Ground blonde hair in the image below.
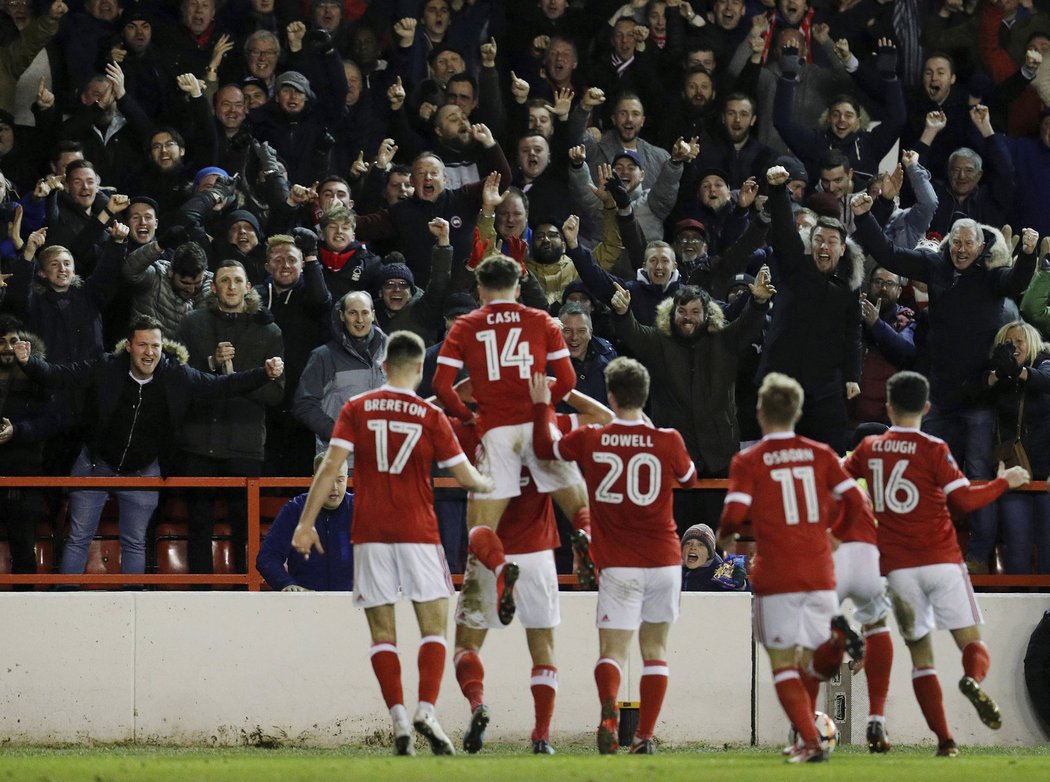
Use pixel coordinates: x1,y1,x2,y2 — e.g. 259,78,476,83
757,372,804,426
993,321,1049,365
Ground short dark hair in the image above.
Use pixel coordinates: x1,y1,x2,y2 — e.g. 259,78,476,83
672,284,710,311
148,127,185,152
64,159,96,179
385,330,425,368
215,259,247,275
0,313,24,337
723,92,756,113
886,371,930,415
446,72,477,95
605,357,650,410
171,242,208,277
810,216,847,244
818,149,852,174
475,255,521,290
319,175,351,192
51,140,83,168
924,51,956,74
128,314,164,339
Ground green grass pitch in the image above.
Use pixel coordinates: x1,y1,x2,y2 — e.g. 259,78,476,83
2,743,1049,781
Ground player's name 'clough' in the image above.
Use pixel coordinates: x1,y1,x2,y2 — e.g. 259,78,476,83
600,433,654,448
762,448,814,465
871,439,917,454
363,398,428,418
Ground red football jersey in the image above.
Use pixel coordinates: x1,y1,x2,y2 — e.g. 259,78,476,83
453,416,569,555
331,385,467,544
554,419,695,568
436,300,571,432
843,427,968,572
722,432,859,596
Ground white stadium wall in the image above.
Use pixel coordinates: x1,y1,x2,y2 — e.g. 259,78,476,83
0,592,1047,747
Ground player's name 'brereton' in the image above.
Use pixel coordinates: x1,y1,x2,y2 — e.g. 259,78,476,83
762,448,815,465
363,398,429,418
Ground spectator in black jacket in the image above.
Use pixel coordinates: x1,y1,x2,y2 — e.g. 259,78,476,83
10,312,284,577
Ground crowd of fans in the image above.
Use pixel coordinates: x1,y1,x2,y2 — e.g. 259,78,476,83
1,0,1050,584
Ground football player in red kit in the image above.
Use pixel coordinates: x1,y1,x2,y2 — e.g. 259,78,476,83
843,371,1030,756
292,331,495,757
433,255,591,622
719,373,868,763
451,383,614,755
532,358,696,755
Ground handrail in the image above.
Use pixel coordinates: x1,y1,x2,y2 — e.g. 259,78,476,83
0,476,1048,590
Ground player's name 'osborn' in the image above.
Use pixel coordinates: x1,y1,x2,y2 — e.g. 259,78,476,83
600,433,655,448
363,398,428,418
762,448,815,465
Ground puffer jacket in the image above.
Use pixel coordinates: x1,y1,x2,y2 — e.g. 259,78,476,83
122,240,213,338
176,289,284,460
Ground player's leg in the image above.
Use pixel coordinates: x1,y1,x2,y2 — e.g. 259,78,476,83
364,604,412,755
530,445,593,588
767,645,825,762
904,633,957,755
951,625,1001,729
526,627,557,754
549,484,596,588
453,624,490,754
596,628,633,755
888,567,956,755
836,543,893,752
411,597,455,755
465,436,518,621
632,621,671,754
861,618,893,752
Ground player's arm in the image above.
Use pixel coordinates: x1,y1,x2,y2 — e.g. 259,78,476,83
530,372,561,460
448,458,495,494
433,359,474,423
830,478,872,540
545,317,577,402
946,463,1030,514
561,387,614,426
291,443,350,558
718,456,751,551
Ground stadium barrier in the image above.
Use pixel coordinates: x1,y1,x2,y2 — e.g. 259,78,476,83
0,591,1047,747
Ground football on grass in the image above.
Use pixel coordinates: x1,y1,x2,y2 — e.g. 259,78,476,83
795,711,838,753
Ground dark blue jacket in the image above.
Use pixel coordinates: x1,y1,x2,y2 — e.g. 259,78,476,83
566,244,681,327
557,336,617,414
256,492,353,591
853,211,1036,408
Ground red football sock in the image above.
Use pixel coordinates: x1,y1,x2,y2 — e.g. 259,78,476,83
636,660,669,741
773,667,818,742
468,526,505,572
418,636,447,706
369,643,403,710
572,506,591,534
962,640,990,683
530,666,558,742
800,668,821,711
811,632,845,680
864,627,893,717
594,657,622,707
454,648,485,711
912,668,952,743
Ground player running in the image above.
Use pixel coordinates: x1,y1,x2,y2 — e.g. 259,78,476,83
532,358,696,755
719,373,869,763
292,331,494,756
843,370,1030,756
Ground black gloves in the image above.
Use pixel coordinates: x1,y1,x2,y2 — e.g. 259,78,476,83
605,173,631,210
291,227,318,256
253,140,279,173
157,224,188,251
992,342,1021,380
208,175,238,207
876,42,898,78
780,46,802,80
